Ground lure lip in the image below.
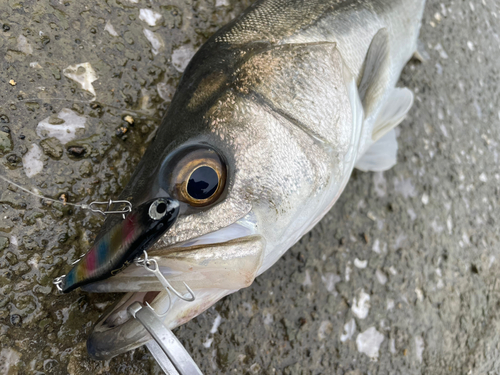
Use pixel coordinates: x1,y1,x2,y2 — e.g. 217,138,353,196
60,197,180,293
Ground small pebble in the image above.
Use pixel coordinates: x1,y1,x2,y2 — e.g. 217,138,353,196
116,127,128,137
59,194,67,205
7,154,19,164
1,126,10,133
124,115,134,124
67,145,86,157
10,314,22,327
40,138,63,159
3,24,10,32
9,79,16,86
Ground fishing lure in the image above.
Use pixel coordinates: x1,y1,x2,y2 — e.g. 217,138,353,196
55,197,180,293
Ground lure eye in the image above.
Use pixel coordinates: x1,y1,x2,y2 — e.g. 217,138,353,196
169,147,226,207
149,199,168,220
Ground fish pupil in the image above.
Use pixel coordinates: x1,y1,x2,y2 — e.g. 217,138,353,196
187,166,219,200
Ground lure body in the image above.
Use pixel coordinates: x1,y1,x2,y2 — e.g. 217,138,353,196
61,198,179,293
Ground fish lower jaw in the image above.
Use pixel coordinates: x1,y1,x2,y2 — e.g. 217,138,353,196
85,215,264,359
82,233,265,293
87,288,235,360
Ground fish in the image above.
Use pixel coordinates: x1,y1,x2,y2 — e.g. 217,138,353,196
76,0,426,360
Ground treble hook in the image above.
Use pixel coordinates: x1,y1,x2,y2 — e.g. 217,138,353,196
134,250,196,316
145,291,172,318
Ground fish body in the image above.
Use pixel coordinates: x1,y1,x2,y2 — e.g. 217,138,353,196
83,0,426,359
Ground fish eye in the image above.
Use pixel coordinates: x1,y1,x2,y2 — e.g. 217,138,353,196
187,166,219,200
170,147,226,207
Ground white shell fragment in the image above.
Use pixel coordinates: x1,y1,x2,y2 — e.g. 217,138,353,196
321,273,341,295
143,29,164,55
139,9,162,26
318,320,333,341
386,299,395,310
0,348,21,375
37,108,86,144
17,35,33,55
352,289,371,319
30,62,42,69
157,82,176,102
434,43,449,59
415,336,425,363
202,337,213,348
354,258,368,269
23,144,44,178
105,20,119,37
172,45,197,73
375,268,388,285
10,236,18,247
216,0,230,6
340,318,356,342
63,62,98,98
356,327,384,359
210,313,222,334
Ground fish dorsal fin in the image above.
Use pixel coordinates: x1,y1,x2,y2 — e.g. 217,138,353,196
358,28,391,118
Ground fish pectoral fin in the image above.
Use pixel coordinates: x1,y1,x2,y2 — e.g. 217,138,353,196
355,86,414,172
412,39,430,62
372,87,414,141
355,87,413,172
358,28,391,117
355,128,398,172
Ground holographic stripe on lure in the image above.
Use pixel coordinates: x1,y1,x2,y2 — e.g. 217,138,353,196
60,197,180,293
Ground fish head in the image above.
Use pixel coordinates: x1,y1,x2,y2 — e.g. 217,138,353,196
86,41,359,359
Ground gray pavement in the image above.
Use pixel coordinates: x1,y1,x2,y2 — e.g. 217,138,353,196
1,0,499,374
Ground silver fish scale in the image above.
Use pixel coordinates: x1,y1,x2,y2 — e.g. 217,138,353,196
236,43,353,150
215,0,334,44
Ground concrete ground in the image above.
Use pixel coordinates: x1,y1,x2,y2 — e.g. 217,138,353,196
1,0,499,374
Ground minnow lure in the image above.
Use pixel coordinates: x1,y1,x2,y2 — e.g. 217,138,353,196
57,197,179,293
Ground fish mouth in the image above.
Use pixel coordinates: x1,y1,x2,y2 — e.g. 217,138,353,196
81,212,260,293
85,213,264,360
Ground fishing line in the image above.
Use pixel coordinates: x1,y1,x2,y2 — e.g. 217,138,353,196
0,174,132,216
0,174,87,209
14,98,94,105
0,95,151,213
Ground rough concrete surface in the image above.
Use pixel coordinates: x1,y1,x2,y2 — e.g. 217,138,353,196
0,0,499,374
